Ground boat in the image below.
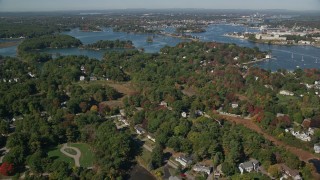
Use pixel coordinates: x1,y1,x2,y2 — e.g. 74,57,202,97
266,54,272,59
301,56,304,62
146,36,153,43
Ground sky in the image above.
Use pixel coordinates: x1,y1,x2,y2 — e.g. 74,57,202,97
0,0,320,12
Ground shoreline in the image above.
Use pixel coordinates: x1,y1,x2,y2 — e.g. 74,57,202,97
224,34,320,49
0,41,20,48
159,32,200,42
242,58,274,65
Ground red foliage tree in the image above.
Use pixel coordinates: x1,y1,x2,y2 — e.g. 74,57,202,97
0,162,14,176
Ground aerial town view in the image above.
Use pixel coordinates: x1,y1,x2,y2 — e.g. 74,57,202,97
0,0,320,180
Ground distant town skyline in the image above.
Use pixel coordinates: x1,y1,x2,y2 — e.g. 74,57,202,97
0,0,320,12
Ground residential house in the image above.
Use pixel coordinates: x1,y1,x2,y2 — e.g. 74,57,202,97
11,116,23,122
314,144,320,153
80,76,85,81
279,90,294,96
28,72,36,78
134,125,146,135
147,134,156,142
279,164,302,180
231,103,239,109
302,118,312,128
285,128,312,142
175,155,193,167
192,164,211,175
119,116,129,126
298,40,311,45
81,65,85,71
314,81,320,90
277,113,285,118
160,101,168,107
90,76,97,81
302,118,320,128
239,159,259,174
181,112,187,118
120,109,126,117
195,110,204,116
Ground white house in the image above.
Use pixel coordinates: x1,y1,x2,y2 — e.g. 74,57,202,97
175,155,193,167
134,125,146,135
193,164,211,175
285,128,312,142
119,117,129,126
239,159,259,174
160,101,168,107
231,103,239,109
28,72,36,78
147,134,156,142
80,76,85,81
181,112,187,118
279,90,294,96
120,109,126,117
298,40,311,45
266,54,272,59
314,144,320,153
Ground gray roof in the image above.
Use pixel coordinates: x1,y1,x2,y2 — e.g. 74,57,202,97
241,162,254,169
240,159,259,169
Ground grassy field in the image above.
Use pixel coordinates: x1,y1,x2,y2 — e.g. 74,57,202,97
65,148,77,155
70,143,94,168
136,148,152,172
277,94,299,105
47,145,75,167
77,80,137,95
77,81,138,108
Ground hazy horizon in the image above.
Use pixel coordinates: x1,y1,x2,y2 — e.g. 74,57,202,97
0,0,320,12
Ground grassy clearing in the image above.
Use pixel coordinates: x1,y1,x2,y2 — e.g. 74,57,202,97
77,80,137,95
136,147,152,171
70,143,94,168
277,94,299,105
47,145,74,166
77,81,137,108
64,148,77,155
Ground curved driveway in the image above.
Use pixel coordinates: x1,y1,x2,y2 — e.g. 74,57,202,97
60,143,81,167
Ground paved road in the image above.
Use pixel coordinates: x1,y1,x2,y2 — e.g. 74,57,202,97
60,143,81,167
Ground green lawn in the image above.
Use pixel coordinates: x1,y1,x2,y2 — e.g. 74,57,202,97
70,143,94,168
277,94,299,105
141,148,152,164
65,148,77,155
47,145,74,167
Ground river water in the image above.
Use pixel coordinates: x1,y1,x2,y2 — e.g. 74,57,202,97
1,24,320,71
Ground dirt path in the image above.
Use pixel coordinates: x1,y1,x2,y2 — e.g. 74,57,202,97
219,114,320,178
60,143,81,167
